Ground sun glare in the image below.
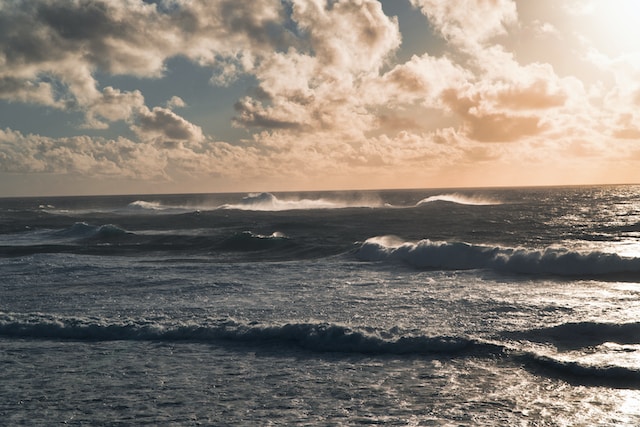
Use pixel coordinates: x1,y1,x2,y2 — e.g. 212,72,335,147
584,0,640,55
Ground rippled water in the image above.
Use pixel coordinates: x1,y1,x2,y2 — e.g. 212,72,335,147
2,186,640,425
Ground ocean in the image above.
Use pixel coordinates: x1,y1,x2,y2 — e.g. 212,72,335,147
2,185,640,425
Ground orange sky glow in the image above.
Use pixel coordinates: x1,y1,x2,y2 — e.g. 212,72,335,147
1,0,640,196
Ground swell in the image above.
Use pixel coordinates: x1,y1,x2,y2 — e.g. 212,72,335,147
503,321,640,350
0,314,500,357
0,223,336,259
514,352,640,389
356,236,640,278
3,313,639,388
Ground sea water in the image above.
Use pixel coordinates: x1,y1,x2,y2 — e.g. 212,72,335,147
2,186,640,425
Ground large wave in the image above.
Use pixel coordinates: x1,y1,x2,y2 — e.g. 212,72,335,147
220,192,382,211
356,236,640,277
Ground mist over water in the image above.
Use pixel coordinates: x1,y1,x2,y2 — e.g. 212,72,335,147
2,185,640,424
415,193,502,206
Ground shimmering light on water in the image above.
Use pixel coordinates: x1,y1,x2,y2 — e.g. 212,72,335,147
2,186,640,424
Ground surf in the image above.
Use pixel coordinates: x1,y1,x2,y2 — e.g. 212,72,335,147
356,236,640,278
415,193,501,206
220,192,384,211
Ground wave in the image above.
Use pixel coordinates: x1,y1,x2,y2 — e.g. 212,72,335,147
53,222,133,241
356,236,640,277
415,193,500,206
0,313,500,356
220,231,294,251
4,313,640,388
220,192,382,211
504,321,640,350
517,351,640,389
121,200,196,215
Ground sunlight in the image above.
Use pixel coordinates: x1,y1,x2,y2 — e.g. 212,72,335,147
614,240,640,258
617,389,640,420
582,0,640,55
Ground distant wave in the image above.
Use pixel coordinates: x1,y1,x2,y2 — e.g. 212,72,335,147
416,193,500,206
220,192,382,211
356,236,640,277
220,231,294,251
121,200,195,214
53,222,133,241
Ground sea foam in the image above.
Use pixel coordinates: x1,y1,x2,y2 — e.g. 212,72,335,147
220,192,382,211
415,193,501,206
357,236,640,277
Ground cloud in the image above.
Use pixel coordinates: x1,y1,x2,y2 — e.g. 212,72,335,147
291,0,401,73
0,0,289,123
84,87,146,129
3,0,640,194
166,96,186,109
133,106,204,143
230,0,402,138
368,53,471,108
0,128,164,178
0,127,259,183
409,0,518,49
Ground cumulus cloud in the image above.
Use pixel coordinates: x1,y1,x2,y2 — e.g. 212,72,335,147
84,87,146,129
0,0,289,122
133,106,204,143
409,0,517,49
232,0,402,135
2,0,640,193
0,127,259,183
0,128,164,178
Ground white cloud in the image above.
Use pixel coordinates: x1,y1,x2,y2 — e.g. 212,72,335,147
409,0,518,49
2,0,640,194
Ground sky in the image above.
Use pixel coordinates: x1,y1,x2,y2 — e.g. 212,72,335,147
2,0,640,196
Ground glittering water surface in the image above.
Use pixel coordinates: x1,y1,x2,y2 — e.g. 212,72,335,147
2,186,640,425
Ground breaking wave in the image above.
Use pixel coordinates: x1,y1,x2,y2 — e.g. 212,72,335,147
3,313,640,388
0,313,499,356
416,193,500,206
122,200,195,214
356,236,640,277
220,192,381,211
